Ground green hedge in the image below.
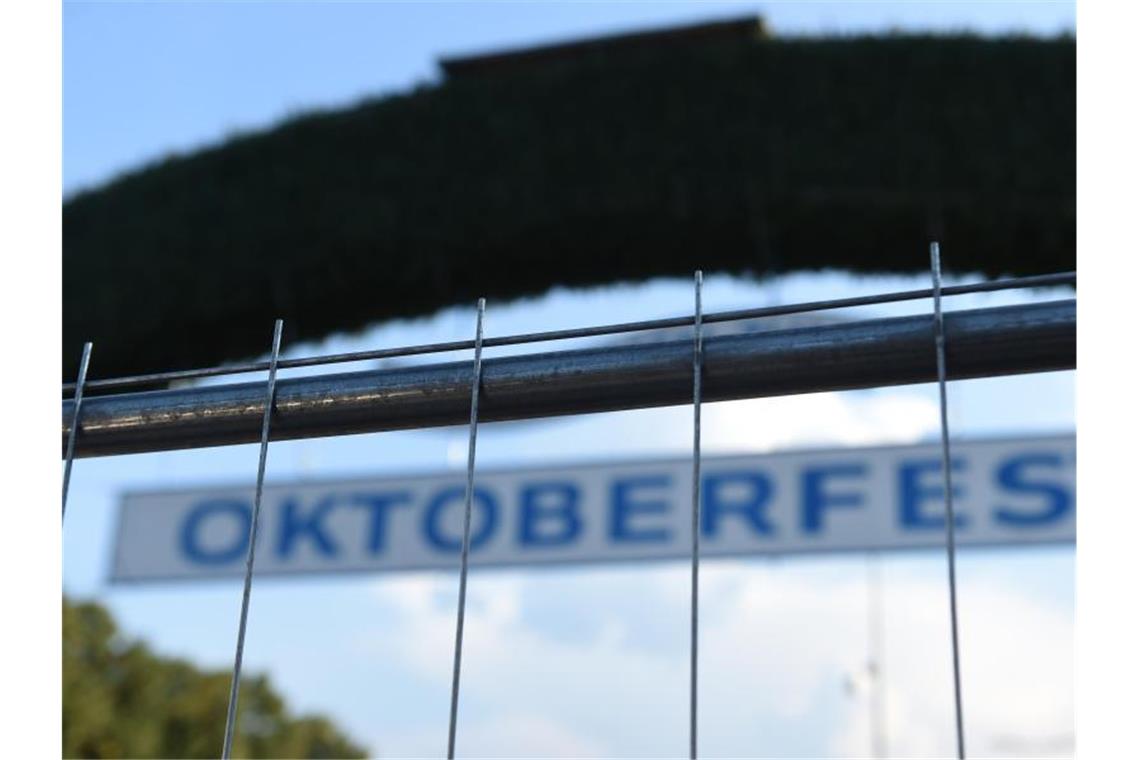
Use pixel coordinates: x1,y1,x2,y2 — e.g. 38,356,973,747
63,34,1074,381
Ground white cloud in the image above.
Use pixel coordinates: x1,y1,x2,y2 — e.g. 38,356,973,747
702,391,941,454
383,710,609,759
347,380,1057,758
475,389,942,468
454,713,611,758
360,559,1072,758
825,574,1074,758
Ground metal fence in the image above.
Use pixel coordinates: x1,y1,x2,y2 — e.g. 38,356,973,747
61,245,1077,760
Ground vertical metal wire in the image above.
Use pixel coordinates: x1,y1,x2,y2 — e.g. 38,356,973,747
221,319,284,760
866,552,888,759
62,341,93,520
689,270,704,760
930,243,966,759
447,298,486,760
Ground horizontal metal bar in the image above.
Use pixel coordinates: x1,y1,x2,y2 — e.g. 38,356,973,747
62,300,1075,459
63,271,1075,395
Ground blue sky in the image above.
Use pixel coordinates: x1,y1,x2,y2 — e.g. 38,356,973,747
63,3,1076,757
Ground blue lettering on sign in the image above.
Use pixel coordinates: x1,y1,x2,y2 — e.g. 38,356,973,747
609,474,672,543
352,491,413,554
899,458,968,530
180,498,251,565
802,464,866,533
994,452,1073,526
277,495,339,559
423,486,499,552
702,471,775,538
518,481,582,547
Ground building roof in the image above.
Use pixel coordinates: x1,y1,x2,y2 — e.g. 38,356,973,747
439,16,766,79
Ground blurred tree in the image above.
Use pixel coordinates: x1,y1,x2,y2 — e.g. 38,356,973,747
62,597,367,759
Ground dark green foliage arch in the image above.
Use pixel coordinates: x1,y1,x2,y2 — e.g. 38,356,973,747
63,33,1074,381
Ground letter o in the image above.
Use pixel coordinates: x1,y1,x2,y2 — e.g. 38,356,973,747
424,487,498,552
180,499,251,565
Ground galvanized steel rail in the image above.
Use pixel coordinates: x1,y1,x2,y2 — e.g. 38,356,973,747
62,299,1075,459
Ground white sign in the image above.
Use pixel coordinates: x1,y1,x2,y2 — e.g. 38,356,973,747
112,435,1075,583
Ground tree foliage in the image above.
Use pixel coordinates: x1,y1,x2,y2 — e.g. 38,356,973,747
63,33,1074,381
62,597,367,759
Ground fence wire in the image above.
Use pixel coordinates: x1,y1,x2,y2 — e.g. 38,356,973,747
61,248,1077,759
